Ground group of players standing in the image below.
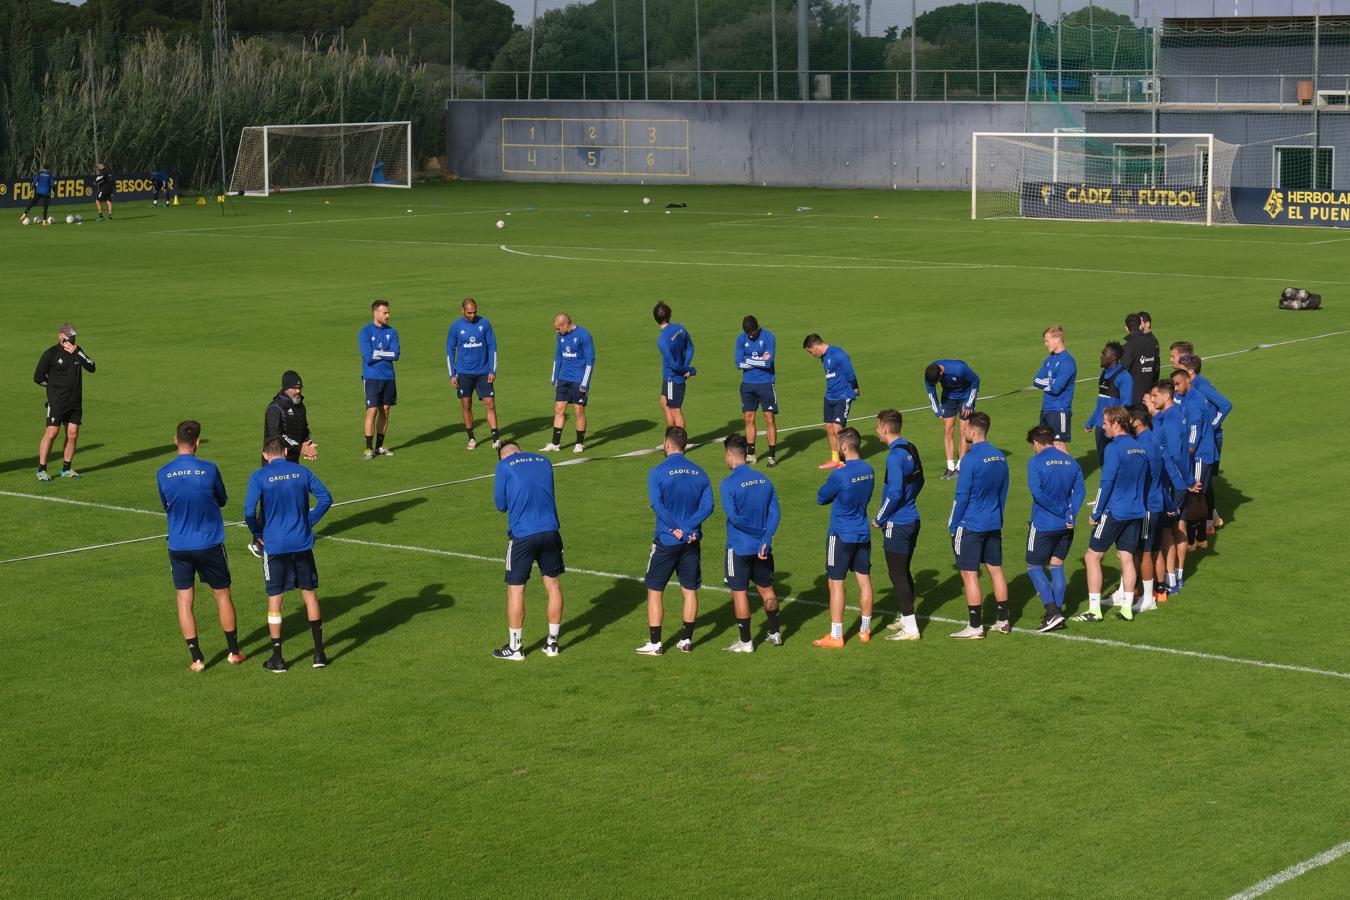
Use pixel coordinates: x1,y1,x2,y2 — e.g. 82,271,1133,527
18,162,174,225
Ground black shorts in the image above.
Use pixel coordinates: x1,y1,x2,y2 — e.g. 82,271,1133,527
262,548,319,595
724,549,774,591
740,383,779,414
455,373,494,400
823,398,852,426
168,544,231,590
661,380,687,409
505,531,565,585
364,378,397,408
45,405,82,427
1088,514,1141,554
825,533,871,580
881,519,921,554
645,540,701,591
1040,409,1072,442
953,527,1002,571
97,190,113,202
1138,511,1165,554
555,381,589,406
152,178,166,190
940,397,971,419
1026,525,1073,567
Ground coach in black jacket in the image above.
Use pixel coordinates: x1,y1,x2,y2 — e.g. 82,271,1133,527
264,370,317,463
1120,313,1159,406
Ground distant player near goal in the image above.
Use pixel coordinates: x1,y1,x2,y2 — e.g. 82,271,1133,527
94,162,114,220
150,169,172,207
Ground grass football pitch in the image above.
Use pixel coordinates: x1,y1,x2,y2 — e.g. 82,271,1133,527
2,183,1348,898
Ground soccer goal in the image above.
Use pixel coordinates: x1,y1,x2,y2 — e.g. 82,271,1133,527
229,121,412,196
971,132,1239,225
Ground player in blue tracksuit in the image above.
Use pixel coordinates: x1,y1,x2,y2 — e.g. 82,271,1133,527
544,312,595,453
1033,325,1077,450
871,409,925,641
1024,424,1085,633
947,412,1009,638
1128,405,1168,614
150,169,172,206
637,426,714,656
492,443,566,660
23,164,54,223
447,297,500,451
358,299,400,459
1178,353,1233,534
813,427,875,647
1084,341,1133,466
244,438,334,672
1145,379,1192,596
1171,367,1219,550
654,302,696,429
156,420,244,671
924,358,981,478
803,333,860,470
736,316,778,466
1076,406,1148,623
719,434,783,651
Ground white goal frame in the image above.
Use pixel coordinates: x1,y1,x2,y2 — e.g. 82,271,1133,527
971,132,1218,226
232,121,413,197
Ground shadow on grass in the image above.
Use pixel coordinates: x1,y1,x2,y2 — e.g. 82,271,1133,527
0,443,105,475
320,497,427,537
80,443,173,474
224,579,387,665
326,582,455,662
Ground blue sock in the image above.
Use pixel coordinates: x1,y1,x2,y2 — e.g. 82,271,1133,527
1027,566,1055,608
1049,564,1066,607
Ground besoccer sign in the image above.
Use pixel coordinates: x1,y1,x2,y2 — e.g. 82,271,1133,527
0,171,175,208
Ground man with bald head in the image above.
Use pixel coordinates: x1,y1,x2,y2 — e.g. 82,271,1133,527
543,313,595,454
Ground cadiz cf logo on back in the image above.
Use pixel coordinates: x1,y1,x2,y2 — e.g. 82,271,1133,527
1041,184,1054,205
1264,189,1284,219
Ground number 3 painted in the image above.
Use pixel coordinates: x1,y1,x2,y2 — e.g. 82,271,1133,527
648,127,657,144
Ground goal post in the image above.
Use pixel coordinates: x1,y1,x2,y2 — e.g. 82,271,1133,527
971,132,1238,226
229,121,412,196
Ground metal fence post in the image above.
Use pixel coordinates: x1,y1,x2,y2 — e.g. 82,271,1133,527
642,0,649,100
612,0,620,99
770,0,779,100
910,0,917,101
797,0,808,101
694,0,703,100
527,0,537,100
847,0,854,100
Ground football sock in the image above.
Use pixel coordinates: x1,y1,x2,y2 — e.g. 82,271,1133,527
681,620,695,642
768,444,777,458
308,619,324,654
224,630,239,654
996,602,1009,622
967,605,983,629
1088,592,1102,616
765,607,781,633
575,430,586,446
547,622,560,640
860,615,872,633
270,637,283,658
648,625,661,645
1143,579,1154,598
37,463,46,473
375,433,385,450
1166,572,1177,589
901,613,918,632
551,427,563,445
736,618,752,642
1120,593,1135,620
748,442,757,457
946,459,956,471
1027,566,1054,607
186,636,204,663
490,428,500,442
61,461,71,472
508,628,522,651
365,435,374,451
466,429,475,442
830,620,844,639
1049,564,1066,606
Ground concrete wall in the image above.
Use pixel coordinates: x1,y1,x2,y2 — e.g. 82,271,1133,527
446,100,1092,190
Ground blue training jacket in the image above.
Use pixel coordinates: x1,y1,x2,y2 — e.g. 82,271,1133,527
446,315,498,377
735,328,776,384
157,453,228,551
1151,405,1191,492
817,458,874,543
553,325,595,388
358,322,400,380
648,452,714,546
1180,389,1218,465
494,452,560,538
1033,350,1076,413
244,459,333,554
926,359,980,415
1135,427,1168,514
1191,374,1233,432
1085,364,1132,429
873,438,923,527
720,464,781,556
949,440,1008,533
657,322,696,384
820,345,860,402
1093,433,1148,521
33,169,54,195
1026,446,1085,531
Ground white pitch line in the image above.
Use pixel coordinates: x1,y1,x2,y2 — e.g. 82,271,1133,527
0,490,165,517
161,206,510,235
1227,839,1350,899
319,534,1350,681
0,532,169,564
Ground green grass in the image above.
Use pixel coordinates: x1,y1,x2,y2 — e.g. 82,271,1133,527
3,183,1348,898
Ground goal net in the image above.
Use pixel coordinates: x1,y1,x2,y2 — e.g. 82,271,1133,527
971,132,1240,226
229,122,412,196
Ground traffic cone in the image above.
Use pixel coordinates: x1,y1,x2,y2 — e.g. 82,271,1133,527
171,196,179,206
216,195,225,204
195,197,206,205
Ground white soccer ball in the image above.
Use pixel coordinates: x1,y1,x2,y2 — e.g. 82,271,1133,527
406,209,412,213
20,215,29,225
642,197,651,205
623,209,630,214
45,217,53,225
74,214,83,224
495,220,505,229
65,214,74,224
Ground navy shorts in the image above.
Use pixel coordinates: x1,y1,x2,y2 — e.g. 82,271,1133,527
825,533,871,580
740,383,779,414
262,548,318,595
881,520,921,554
1025,525,1073,567
1088,514,1142,554
661,380,687,409
455,372,494,400
1138,511,1164,554
505,531,565,585
364,378,397,408
953,527,1002,571
45,405,82,427
724,549,774,591
823,398,852,426
168,544,231,590
555,381,589,406
940,397,968,419
646,541,702,591
1040,409,1072,442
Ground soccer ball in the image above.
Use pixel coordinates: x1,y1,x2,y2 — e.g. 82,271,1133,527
65,214,74,224
74,214,83,224
642,197,651,205
20,215,29,225
45,217,53,225
495,220,505,229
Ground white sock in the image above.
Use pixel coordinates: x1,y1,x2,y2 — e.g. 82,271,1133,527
946,459,956,471
1166,572,1177,588
831,620,843,639
1088,592,1102,613
1143,579,1154,598
860,615,872,633
1175,567,1184,581
1110,586,1124,604
509,628,522,650
1123,591,1134,607
901,614,918,631
548,622,560,640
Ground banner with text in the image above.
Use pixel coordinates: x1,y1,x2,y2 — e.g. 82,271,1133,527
1232,187,1350,227
0,172,175,208
1020,181,1209,223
